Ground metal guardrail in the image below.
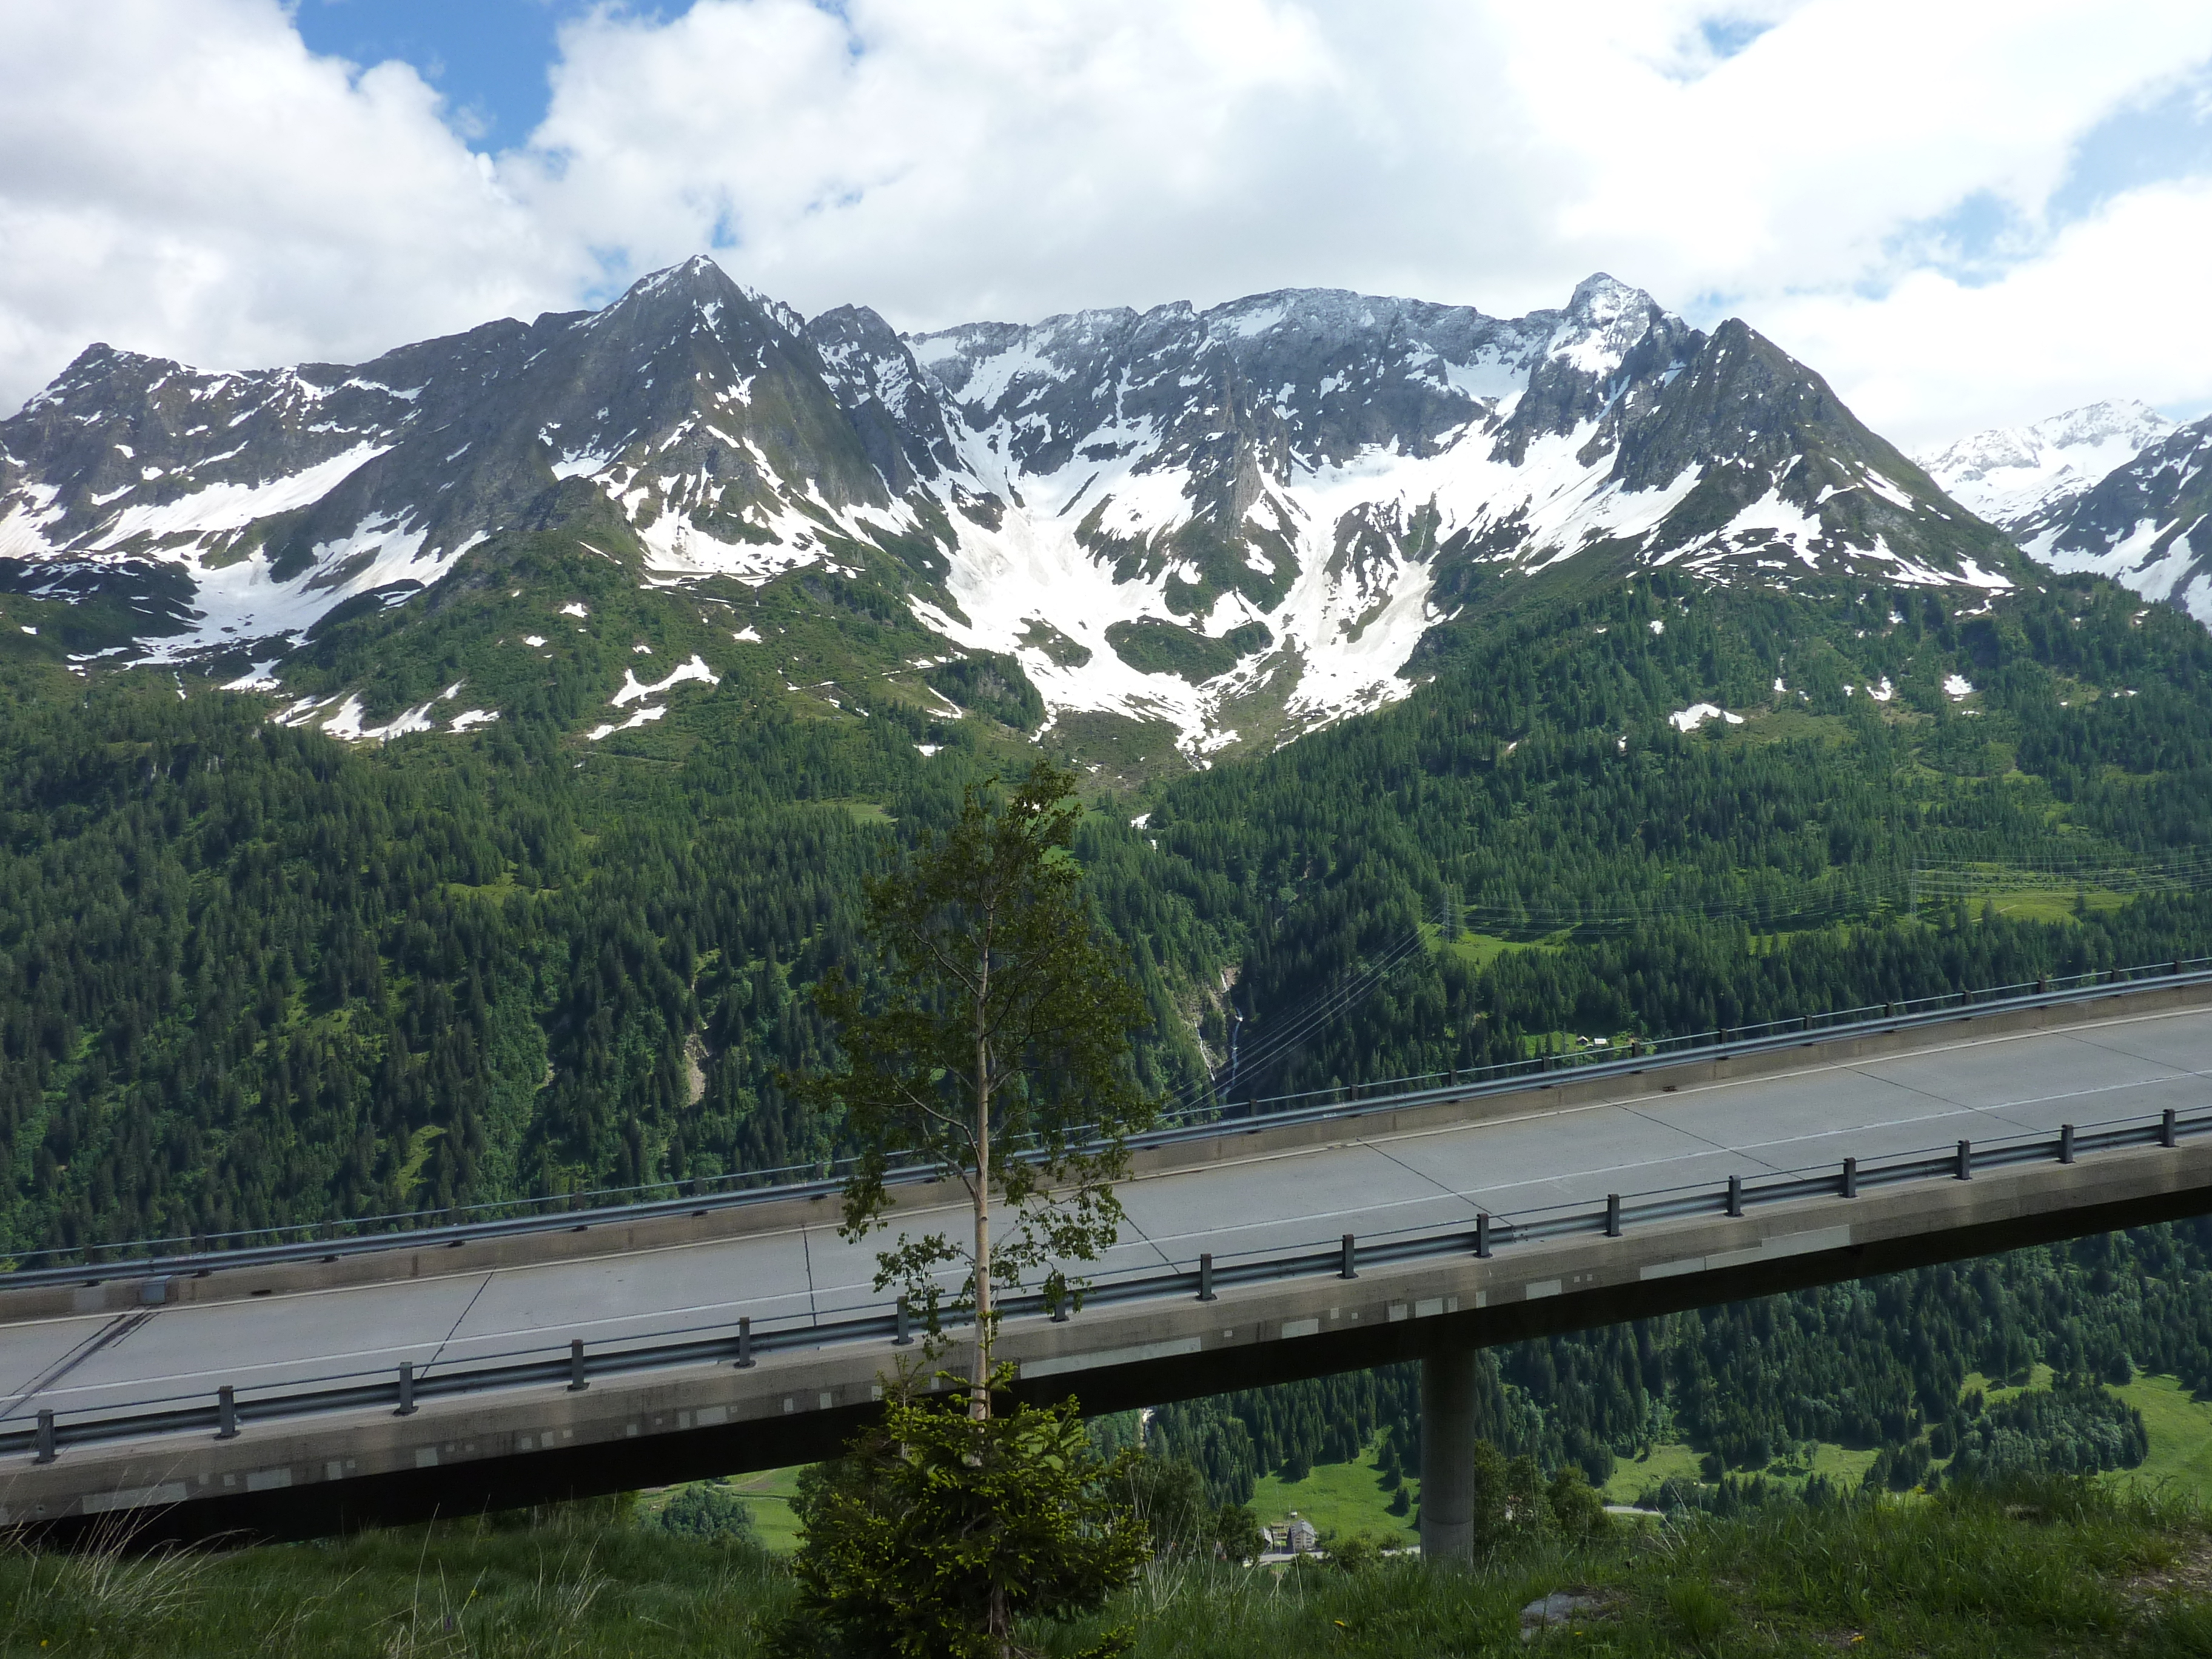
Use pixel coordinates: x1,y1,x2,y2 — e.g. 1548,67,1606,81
1184,956,2212,1122
6,957,2210,1292
6,1094,2207,1464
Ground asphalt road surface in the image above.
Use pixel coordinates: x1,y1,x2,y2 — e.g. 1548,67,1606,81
5,1001,2208,1429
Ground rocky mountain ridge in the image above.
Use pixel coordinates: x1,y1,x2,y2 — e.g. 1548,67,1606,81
1,257,2027,759
2010,412,2212,623
1918,401,2175,531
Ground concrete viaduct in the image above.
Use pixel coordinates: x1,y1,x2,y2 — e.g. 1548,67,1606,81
4,974,2212,1562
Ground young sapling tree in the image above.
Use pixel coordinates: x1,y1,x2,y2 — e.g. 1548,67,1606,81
794,760,1156,1417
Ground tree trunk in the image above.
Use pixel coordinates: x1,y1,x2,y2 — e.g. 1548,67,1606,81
972,934,993,1421
990,1580,1013,1659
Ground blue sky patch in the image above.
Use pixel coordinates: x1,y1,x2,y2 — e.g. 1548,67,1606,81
293,0,675,149
2048,69,2212,226
1697,15,1775,61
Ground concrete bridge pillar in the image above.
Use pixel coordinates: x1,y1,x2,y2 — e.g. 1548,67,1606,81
1419,1342,1477,1565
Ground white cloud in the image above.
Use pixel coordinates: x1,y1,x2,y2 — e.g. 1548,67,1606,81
512,0,1367,324
1762,178,2212,448
3,0,2211,449
0,0,574,409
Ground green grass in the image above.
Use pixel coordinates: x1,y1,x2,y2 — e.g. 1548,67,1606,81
1805,1438,1885,1490
1431,927,1557,970
1602,1442,1704,1504
10,1478,2212,1657
1041,1478,2212,1658
723,1466,809,1553
1045,708,1200,790
1729,705,1855,747
1246,1445,1418,1547
1603,1438,1882,1507
635,1466,805,1554
394,1124,446,1205
0,1510,790,1659
2116,1375,2212,1500
1976,888,2128,922
1965,1363,2057,1406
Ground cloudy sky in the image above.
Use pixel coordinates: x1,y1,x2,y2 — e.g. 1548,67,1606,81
3,0,2210,447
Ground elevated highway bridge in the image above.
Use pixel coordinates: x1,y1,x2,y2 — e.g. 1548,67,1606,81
6,971,2212,1560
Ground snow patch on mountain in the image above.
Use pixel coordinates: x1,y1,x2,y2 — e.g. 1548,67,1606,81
611,654,718,706
0,257,2031,755
320,694,439,742
1670,703,1743,732
912,408,1711,755
92,444,392,552
587,705,670,741
2025,514,2212,618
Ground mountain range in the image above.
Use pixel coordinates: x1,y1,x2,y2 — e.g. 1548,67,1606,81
0,257,2032,765
9,253,2212,1521
10,253,2212,1272
1920,400,2212,626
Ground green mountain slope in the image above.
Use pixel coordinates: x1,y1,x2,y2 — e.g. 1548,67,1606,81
5,554,2212,1255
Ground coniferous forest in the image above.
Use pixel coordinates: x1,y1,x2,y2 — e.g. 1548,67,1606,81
10,563,2212,1504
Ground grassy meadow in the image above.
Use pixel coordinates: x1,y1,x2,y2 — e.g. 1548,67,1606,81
13,1478,2212,1657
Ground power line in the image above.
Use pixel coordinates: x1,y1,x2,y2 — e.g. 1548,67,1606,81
1165,913,1439,1117
1162,842,2212,1121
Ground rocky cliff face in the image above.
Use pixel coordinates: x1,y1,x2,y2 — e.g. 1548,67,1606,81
0,257,2031,758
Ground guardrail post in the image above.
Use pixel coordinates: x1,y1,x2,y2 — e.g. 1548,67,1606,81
1726,1175,1743,1218
1842,1157,1857,1199
1050,1296,1070,1324
1197,1254,1217,1302
1604,1193,1622,1238
2061,1124,2076,1165
568,1339,588,1392
216,1384,238,1441
1475,1214,1491,1259
735,1317,755,1369
1339,1234,1358,1281
33,1409,54,1466
2037,975,2049,994
1957,1140,1973,1181
895,1301,914,1346
395,1361,417,1418
2164,1108,2179,1148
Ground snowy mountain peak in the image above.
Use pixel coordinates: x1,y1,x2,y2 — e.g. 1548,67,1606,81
1919,400,2176,531
1561,271,1660,333
1,260,2026,762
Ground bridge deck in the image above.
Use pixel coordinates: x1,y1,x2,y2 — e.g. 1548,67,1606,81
5,994,2209,1435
